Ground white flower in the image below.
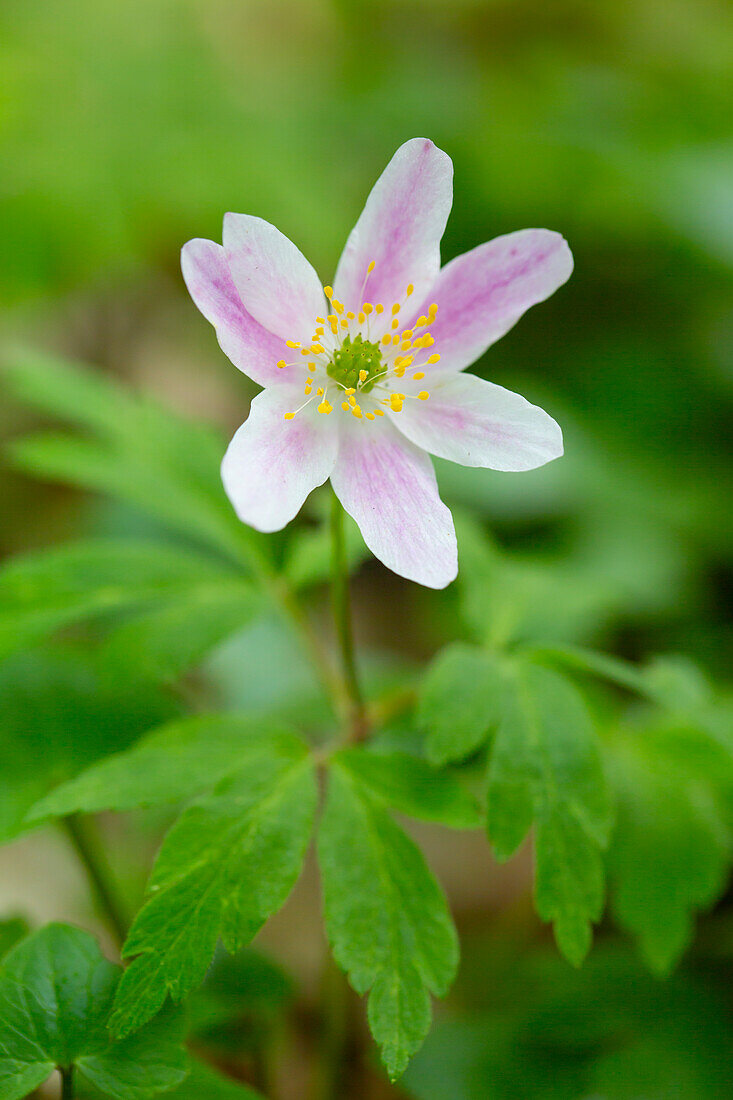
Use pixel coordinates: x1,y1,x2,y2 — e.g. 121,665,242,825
182,138,572,588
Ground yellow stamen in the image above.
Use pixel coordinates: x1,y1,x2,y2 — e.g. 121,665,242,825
318,399,333,414
418,391,429,401
402,329,413,339
347,311,355,320
286,340,301,349
363,303,373,314
358,369,368,382
284,412,295,420
367,260,376,273
333,300,344,315
348,395,357,407
366,412,375,420
392,303,400,315
427,353,441,364
406,283,414,296
342,401,350,411
324,286,334,299
351,405,363,419
381,333,392,346
344,387,356,395
412,371,425,380
401,340,412,351
415,316,428,327
317,387,324,396
358,312,366,324
389,393,405,412
375,304,384,315
374,408,385,416
276,359,287,369
316,316,326,324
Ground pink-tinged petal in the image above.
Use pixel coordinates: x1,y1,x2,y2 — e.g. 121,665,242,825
330,420,457,589
181,238,289,388
423,229,573,372
391,371,563,471
222,386,338,533
223,214,326,343
333,138,453,314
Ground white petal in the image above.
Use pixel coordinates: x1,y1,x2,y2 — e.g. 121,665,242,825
181,238,289,387
391,371,563,471
333,138,453,314
223,214,326,343
331,419,457,589
222,387,338,532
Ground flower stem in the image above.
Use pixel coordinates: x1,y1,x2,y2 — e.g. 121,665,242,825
60,1066,74,1100
62,814,128,949
330,492,367,742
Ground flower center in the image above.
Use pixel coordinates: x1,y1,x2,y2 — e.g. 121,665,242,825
327,334,383,393
278,263,441,423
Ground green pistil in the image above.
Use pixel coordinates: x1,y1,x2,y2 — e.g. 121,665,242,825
327,334,383,393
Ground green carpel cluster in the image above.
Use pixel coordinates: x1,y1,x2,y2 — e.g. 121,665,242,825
327,334,383,393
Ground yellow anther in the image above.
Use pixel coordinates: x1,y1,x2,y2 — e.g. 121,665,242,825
342,401,350,411
314,327,324,336
317,386,324,396
358,312,366,324
318,399,333,414
422,334,435,347
400,356,415,368
429,302,438,315
344,387,356,395
347,311,355,320
392,303,401,315
392,334,401,345
324,286,334,299
333,300,344,315
389,394,404,412
418,391,430,401
391,318,400,330
358,369,368,382
300,348,310,356
415,316,428,327
374,407,385,416
283,412,295,420
412,371,425,380
381,333,392,346
366,412,375,420
427,353,441,364
351,405,363,419
276,359,287,369
363,303,373,314
401,340,412,351
304,386,312,396
402,329,414,339
375,304,384,314
308,363,316,371
340,319,349,329
286,340,301,349
348,395,357,407
394,365,406,378
316,316,326,324
312,344,325,354
367,260,376,273
406,283,414,296
327,313,338,323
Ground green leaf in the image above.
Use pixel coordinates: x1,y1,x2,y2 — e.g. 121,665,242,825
418,643,505,766
0,923,187,1100
27,714,299,821
606,719,733,973
3,349,264,566
0,919,29,961
156,1060,264,1100
318,764,458,1080
334,748,481,829
487,659,613,965
0,647,179,844
111,737,316,1037
0,538,252,664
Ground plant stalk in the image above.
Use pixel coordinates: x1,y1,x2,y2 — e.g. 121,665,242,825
330,493,367,742
60,1066,74,1100
62,814,128,949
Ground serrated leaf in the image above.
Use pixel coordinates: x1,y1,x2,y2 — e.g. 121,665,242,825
0,924,187,1100
0,538,250,664
418,643,505,766
487,660,613,965
318,765,458,1080
606,719,733,973
111,738,316,1036
334,748,481,829
27,714,298,821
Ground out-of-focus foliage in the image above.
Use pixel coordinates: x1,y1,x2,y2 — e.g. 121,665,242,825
1,0,732,1093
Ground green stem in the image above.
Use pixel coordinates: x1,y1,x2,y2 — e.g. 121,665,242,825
62,815,128,948
60,1066,74,1100
330,493,367,742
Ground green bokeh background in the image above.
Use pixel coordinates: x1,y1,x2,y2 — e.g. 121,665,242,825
1,0,732,1096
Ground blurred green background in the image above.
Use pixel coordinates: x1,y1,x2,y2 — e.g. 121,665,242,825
1,0,732,1097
